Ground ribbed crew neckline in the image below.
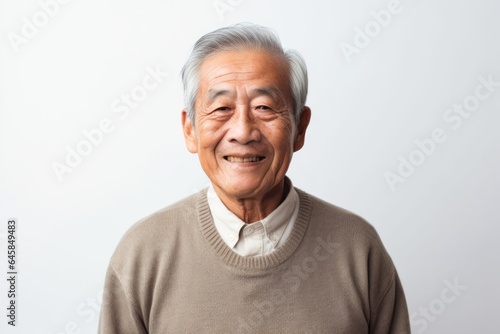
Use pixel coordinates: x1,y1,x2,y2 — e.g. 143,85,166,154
197,188,312,270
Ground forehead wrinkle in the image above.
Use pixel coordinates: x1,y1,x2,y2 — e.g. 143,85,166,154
205,60,256,80
202,69,253,104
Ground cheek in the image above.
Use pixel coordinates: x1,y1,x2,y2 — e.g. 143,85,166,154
196,123,225,150
275,121,295,143
269,126,296,157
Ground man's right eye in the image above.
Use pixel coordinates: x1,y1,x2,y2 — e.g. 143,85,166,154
214,106,230,112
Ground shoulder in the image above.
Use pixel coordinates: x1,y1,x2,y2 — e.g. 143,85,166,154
296,188,381,245
296,187,396,274
124,190,202,239
109,190,205,266
296,188,399,290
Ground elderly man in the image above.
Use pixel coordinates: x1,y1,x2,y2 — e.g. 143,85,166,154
99,23,410,333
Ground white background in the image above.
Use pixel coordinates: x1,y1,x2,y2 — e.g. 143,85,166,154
1,0,499,333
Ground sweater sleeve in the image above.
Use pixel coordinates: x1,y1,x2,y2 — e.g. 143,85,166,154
98,265,148,334
369,269,411,334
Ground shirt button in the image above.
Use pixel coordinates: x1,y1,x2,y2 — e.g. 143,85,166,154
271,234,278,242
246,227,254,233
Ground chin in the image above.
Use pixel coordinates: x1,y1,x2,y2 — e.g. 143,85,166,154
223,182,263,199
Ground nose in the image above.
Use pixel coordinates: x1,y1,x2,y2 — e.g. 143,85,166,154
226,106,261,144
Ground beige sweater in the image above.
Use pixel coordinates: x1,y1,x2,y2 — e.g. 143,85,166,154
98,188,410,333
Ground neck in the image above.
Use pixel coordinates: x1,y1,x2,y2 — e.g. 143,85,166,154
213,180,289,224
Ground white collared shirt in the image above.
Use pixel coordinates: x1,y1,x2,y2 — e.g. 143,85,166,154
207,181,300,257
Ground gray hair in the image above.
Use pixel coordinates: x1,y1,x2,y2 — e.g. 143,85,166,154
180,23,308,124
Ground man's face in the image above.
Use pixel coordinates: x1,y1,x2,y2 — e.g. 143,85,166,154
182,50,310,202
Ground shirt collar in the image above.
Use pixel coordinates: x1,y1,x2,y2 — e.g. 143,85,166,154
206,178,299,250
206,186,244,248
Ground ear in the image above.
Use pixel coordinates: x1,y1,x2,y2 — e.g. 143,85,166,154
181,110,198,153
293,106,311,152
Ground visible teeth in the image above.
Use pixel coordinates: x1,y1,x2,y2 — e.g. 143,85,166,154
225,156,263,162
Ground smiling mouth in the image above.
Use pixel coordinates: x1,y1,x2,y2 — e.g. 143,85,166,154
224,156,265,163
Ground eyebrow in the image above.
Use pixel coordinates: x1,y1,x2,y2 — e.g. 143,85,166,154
207,89,233,104
251,87,284,102
206,87,285,104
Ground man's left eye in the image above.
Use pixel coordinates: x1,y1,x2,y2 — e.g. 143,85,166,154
256,105,271,110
